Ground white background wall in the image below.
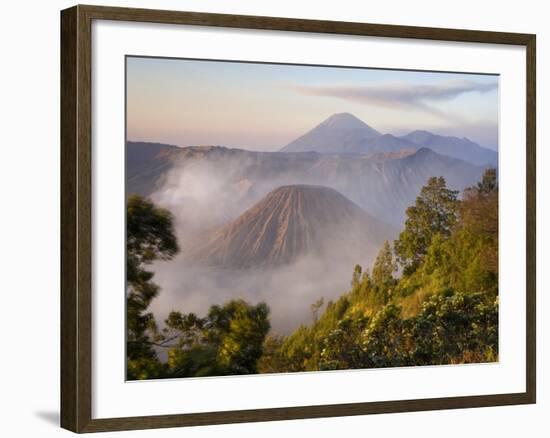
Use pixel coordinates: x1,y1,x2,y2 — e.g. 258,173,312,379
0,0,546,436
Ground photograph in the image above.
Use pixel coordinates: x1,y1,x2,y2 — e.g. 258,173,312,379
125,56,499,380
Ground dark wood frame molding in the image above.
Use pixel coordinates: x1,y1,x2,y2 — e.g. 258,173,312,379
60,4,536,433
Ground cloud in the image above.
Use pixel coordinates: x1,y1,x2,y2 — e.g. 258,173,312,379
148,155,387,334
289,79,498,120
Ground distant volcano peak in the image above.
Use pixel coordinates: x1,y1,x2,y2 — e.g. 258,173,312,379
280,113,381,154
320,112,370,128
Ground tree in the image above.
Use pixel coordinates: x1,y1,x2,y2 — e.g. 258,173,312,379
310,297,325,322
476,168,498,194
361,304,411,368
257,335,289,373
351,264,362,287
214,300,271,374
451,168,499,292
402,169,499,296
319,316,369,370
319,289,498,371
394,177,458,274
461,169,498,243
409,289,498,365
126,195,178,379
371,240,397,303
258,172,499,373
165,300,271,377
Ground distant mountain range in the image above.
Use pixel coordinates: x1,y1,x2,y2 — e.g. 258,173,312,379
127,112,497,272
186,185,396,269
126,142,181,197
400,129,497,167
280,113,497,166
127,142,488,226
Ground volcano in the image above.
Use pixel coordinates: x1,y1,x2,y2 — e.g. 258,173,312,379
280,113,381,154
186,184,396,269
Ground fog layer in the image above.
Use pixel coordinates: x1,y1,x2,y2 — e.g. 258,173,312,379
148,155,392,333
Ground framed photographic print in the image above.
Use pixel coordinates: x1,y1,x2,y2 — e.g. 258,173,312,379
60,4,536,433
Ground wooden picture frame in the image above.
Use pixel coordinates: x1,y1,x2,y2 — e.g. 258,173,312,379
61,4,536,433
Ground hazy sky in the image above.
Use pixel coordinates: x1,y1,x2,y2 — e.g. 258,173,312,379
127,56,499,151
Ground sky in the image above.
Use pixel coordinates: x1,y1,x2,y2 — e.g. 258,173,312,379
126,56,499,151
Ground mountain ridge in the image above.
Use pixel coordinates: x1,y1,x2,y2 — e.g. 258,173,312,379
127,142,488,226
280,113,497,166
400,130,497,166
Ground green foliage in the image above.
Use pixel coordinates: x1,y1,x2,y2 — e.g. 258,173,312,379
408,289,498,365
398,169,498,297
127,194,179,268
459,168,498,281
214,301,271,374
126,195,178,380
318,316,370,370
125,196,271,380
476,167,498,194
257,335,289,373
260,172,499,373
127,356,167,381
269,264,384,372
351,264,363,287
310,297,325,322
126,171,499,379
394,177,459,274
361,304,410,367
164,300,271,377
269,289,498,373
371,240,397,303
